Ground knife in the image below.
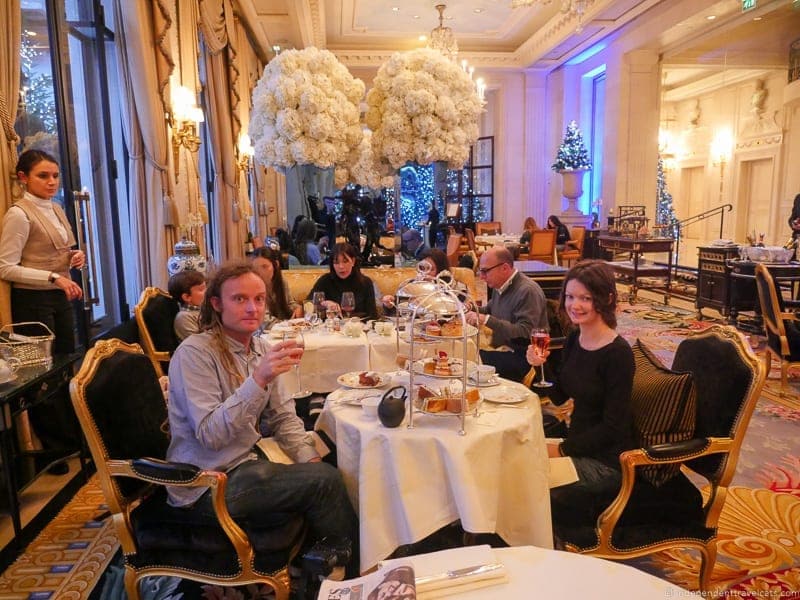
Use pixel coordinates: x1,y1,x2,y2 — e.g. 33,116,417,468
414,563,504,586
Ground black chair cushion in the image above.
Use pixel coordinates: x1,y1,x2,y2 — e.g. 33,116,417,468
85,351,169,498
631,340,696,486
142,293,180,355
556,472,711,551
672,334,755,481
128,488,304,575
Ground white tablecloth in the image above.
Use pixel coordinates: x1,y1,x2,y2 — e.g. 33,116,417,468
265,328,478,397
316,375,552,572
388,545,698,598
474,234,520,248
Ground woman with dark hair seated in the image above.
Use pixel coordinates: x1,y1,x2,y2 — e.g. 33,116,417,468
275,228,299,267
250,247,302,326
294,217,321,265
308,243,378,319
525,260,634,525
547,214,571,250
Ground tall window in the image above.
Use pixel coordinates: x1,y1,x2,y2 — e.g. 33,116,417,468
589,72,606,216
18,0,131,345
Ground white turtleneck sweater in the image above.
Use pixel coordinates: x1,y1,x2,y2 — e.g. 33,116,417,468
0,192,70,287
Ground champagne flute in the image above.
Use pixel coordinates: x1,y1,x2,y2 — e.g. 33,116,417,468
283,330,310,398
531,328,553,388
341,291,355,318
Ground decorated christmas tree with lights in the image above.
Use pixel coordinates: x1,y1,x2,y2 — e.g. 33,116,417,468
551,121,592,172
655,156,679,238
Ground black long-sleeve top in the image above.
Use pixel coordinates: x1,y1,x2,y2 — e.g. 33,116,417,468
308,272,378,320
550,330,635,467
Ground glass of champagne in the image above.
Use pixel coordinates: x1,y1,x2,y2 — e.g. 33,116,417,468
531,328,553,388
283,330,310,398
341,291,355,318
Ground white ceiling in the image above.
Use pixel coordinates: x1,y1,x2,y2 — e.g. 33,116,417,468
235,0,800,95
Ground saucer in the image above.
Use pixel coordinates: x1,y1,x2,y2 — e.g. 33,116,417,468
467,375,500,387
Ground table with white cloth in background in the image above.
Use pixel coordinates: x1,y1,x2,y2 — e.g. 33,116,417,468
316,373,552,572
264,326,479,398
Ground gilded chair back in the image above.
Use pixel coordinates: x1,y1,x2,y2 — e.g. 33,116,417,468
527,229,557,264
446,233,462,268
475,221,502,235
134,287,179,378
558,225,586,266
754,263,800,392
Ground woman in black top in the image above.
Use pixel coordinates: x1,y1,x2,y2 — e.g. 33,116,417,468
547,214,571,249
526,260,635,522
308,243,378,319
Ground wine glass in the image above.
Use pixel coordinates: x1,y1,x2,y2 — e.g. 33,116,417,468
341,291,355,318
531,328,553,388
312,292,326,319
283,330,310,398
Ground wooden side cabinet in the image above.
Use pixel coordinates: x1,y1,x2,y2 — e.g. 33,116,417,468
696,245,739,318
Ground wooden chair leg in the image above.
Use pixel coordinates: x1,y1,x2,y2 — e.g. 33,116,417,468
698,541,717,593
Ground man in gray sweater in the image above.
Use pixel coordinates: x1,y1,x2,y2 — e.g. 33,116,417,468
466,246,548,381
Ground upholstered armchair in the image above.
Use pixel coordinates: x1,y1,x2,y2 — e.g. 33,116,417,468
755,263,800,393
558,225,586,267
475,221,502,235
70,340,305,600
134,287,180,377
553,325,765,592
523,229,557,264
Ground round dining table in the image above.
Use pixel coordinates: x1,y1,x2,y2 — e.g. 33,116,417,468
315,372,552,573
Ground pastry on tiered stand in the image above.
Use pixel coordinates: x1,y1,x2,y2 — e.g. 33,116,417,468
434,350,451,376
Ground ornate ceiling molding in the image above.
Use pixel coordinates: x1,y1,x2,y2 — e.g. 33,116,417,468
332,49,524,70
296,0,326,50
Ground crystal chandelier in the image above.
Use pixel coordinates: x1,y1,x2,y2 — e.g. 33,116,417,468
511,0,589,33
428,4,458,61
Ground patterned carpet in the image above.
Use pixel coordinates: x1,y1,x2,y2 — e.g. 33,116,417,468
1,300,798,599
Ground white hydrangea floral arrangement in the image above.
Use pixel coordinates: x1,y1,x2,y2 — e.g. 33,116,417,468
365,48,482,171
249,47,365,173
335,130,396,189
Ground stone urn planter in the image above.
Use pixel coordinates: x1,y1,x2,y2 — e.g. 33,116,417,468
558,168,590,215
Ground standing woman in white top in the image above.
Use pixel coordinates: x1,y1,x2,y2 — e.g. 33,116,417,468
0,149,85,354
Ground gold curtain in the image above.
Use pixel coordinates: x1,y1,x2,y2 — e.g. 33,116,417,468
199,0,242,261
113,0,174,293
0,0,21,326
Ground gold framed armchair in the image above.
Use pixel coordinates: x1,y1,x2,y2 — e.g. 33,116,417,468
755,263,800,393
475,221,502,235
554,326,765,592
70,340,305,600
558,225,586,267
134,287,180,377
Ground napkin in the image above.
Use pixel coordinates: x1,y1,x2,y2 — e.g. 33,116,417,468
379,545,507,598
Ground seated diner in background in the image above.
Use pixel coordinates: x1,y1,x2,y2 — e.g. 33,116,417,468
525,260,635,531
165,262,359,576
465,246,548,382
250,246,303,328
518,216,540,254
547,214,571,250
168,269,206,341
308,242,381,319
381,248,468,313
294,217,322,266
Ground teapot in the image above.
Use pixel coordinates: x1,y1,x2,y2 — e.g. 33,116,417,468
0,357,21,381
378,385,407,428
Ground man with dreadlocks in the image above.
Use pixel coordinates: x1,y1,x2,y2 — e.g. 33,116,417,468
165,262,358,574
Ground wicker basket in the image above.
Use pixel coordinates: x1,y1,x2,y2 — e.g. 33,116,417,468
0,322,54,368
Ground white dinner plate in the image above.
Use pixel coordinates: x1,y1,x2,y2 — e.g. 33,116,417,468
480,384,532,404
337,371,390,389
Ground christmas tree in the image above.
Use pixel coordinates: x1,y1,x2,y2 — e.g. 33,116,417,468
551,121,592,172
655,155,679,238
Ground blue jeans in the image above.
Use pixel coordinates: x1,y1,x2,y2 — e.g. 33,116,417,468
195,456,359,570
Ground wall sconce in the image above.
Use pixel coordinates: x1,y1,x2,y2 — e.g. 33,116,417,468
237,133,255,172
710,127,733,206
171,85,204,183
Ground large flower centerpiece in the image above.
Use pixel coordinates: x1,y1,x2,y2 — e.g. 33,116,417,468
335,130,396,189
249,47,365,173
365,48,482,171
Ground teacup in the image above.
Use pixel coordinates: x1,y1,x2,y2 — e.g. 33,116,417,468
471,364,496,383
361,396,381,419
0,357,21,381
375,321,395,336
